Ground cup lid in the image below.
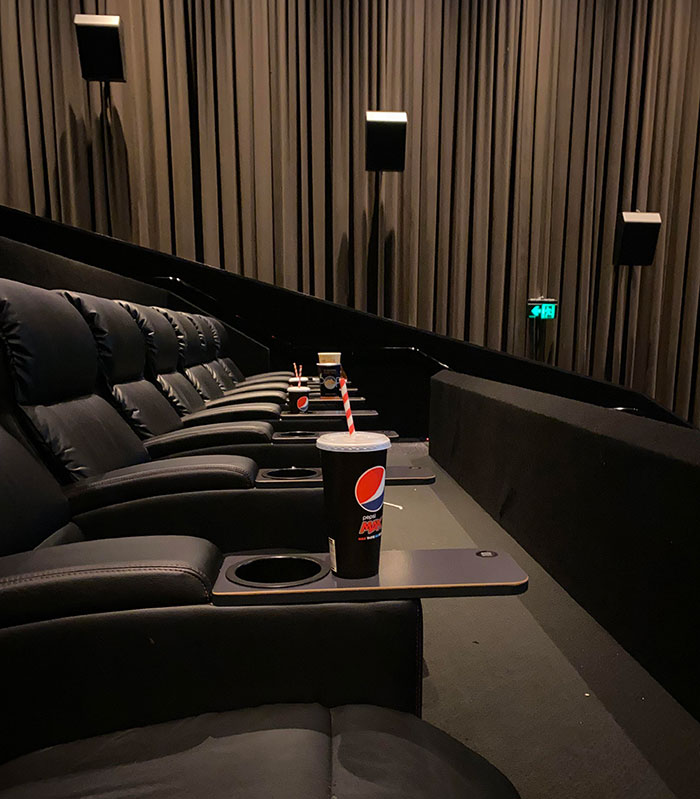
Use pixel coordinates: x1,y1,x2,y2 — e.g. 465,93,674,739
317,362,340,367
316,431,391,452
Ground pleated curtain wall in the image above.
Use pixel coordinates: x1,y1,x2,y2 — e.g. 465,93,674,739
1,0,700,421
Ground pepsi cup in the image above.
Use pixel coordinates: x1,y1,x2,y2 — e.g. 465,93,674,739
316,432,391,578
318,362,341,396
287,385,310,413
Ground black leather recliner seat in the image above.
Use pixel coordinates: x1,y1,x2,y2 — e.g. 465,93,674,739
0,425,519,799
157,307,289,404
190,311,292,395
206,314,295,385
122,302,285,426
61,290,313,465
0,278,323,550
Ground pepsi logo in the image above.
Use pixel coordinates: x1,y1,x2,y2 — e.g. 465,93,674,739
354,466,386,513
296,395,309,412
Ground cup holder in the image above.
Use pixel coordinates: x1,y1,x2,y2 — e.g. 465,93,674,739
262,467,320,480
274,431,318,439
226,555,330,588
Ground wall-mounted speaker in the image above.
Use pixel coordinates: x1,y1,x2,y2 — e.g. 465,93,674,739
74,14,126,82
365,111,408,172
613,211,662,266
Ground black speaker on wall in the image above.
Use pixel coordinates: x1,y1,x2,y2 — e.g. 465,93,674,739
73,14,126,82
365,111,408,172
613,211,662,266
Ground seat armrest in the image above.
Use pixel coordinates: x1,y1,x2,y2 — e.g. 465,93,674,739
182,403,280,426
144,422,273,459
64,456,258,515
227,382,289,393
0,599,422,759
0,536,222,627
205,390,286,406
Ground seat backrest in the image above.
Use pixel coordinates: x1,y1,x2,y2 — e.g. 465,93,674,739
191,314,238,391
0,424,82,555
0,278,149,482
156,308,229,402
120,302,206,416
62,292,184,438
208,318,245,381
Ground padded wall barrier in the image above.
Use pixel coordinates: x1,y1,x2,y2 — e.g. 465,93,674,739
429,370,700,719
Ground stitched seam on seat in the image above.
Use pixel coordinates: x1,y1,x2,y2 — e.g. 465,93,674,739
0,565,211,600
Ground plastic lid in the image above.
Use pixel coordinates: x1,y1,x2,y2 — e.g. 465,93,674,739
316,431,391,452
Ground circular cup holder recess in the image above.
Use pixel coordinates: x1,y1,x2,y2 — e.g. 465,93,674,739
226,555,330,588
274,431,318,439
609,406,641,415
263,467,320,479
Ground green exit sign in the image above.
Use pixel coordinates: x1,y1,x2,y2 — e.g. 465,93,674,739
527,299,558,320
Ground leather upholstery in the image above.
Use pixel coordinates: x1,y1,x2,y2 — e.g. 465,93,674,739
0,426,72,556
24,393,150,480
180,403,281,426
120,301,180,377
0,535,222,627
0,600,423,761
0,278,97,406
121,302,279,418
0,704,519,798
206,317,293,383
156,307,205,369
192,314,290,393
159,308,286,405
64,455,259,515
0,280,150,482
144,422,272,458
62,291,184,437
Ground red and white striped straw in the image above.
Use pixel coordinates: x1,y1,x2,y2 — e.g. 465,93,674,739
340,376,355,435
293,362,302,387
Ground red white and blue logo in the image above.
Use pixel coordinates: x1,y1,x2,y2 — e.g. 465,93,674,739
354,466,386,513
296,395,309,412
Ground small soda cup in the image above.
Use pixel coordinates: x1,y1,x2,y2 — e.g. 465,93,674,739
316,431,391,578
318,362,341,396
287,385,310,413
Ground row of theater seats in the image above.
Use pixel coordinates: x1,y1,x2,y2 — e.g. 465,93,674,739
0,276,519,797
0,278,334,551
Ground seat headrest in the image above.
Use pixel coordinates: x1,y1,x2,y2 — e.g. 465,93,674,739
156,308,205,368
191,315,218,359
209,318,229,353
0,278,97,405
119,302,180,375
60,292,146,385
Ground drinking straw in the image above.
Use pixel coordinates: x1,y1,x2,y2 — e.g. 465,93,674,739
293,362,302,387
340,377,355,435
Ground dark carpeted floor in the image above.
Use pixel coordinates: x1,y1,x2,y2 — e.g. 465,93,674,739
384,443,700,799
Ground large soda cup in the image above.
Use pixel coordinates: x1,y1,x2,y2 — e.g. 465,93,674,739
316,432,391,578
287,385,310,413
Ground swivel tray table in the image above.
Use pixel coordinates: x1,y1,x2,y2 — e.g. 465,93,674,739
212,548,528,606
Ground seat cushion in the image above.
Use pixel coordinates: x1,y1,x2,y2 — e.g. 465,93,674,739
0,704,519,798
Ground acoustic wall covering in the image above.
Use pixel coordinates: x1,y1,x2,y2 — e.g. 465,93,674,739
1,0,699,421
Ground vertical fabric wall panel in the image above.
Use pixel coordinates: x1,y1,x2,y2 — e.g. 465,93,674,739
1,0,699,423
